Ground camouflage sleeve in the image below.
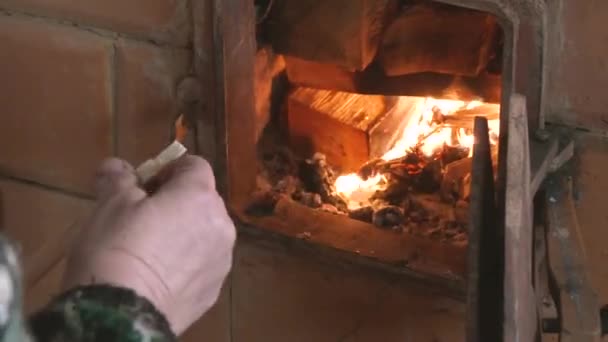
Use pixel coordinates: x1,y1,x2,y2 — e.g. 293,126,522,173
28,285,176,342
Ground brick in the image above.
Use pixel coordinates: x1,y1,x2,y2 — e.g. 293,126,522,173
0,16,113,194
0,0,190,46
115,40,191,166
26,259,66,314
0,179,92,262
232,240,465,341
267,0,396,71
181,279,231,342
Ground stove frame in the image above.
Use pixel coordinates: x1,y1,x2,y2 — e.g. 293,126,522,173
192,0,600,341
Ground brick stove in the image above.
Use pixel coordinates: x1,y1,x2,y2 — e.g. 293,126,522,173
0,0,603,340
200,0,604,341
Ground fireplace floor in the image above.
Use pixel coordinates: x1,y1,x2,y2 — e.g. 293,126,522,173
236,195,467,292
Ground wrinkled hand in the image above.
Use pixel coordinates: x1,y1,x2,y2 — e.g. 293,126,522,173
63,155,236,335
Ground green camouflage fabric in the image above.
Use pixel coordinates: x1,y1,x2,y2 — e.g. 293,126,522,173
0,238,175,342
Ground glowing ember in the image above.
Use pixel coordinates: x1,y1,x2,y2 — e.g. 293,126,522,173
335,173,386,210
335,96,499,210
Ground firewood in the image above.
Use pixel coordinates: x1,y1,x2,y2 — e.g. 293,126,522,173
267,0,397,71
287,87,420,171
440,157,472,202
377,2,499,77
284,57,502,103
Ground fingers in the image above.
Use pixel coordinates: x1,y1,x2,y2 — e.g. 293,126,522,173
153,155,216,196
95,158,146,202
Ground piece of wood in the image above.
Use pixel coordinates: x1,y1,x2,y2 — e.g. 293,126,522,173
530,135,559,195
378,3,499,77
254,47,286,142
286,88,423,171
533,220,559,337
545,177,601,342
211,0,258,202
503,94,537,342
284,57,502,103
550,141,574,172
466,117,502,342
266,0,396,71
441,157,472,201
443,104,501,128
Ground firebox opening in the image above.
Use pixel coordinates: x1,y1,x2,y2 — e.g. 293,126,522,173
241,0,505,286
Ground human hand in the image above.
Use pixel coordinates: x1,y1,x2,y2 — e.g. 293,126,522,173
63,155,236,335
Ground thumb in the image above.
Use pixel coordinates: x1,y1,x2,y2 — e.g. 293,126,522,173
95,158,143,201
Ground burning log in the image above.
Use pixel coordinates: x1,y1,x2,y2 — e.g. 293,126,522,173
287,87,421,171
416,159,443,193
441,145,470,165
371,177,409,204
442,104,500,129
440,157,472,202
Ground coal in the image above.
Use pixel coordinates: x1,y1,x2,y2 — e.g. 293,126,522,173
293,191,323,208
299,153,347,209
320,204,342,214
245,191,281,216
274,175,301,196
453,200,469,224
372,205,405,228
414,158,442,192
262,147,298,183
256,143,474,244
371,176,409,204
349,206,374,222
440,145,470,165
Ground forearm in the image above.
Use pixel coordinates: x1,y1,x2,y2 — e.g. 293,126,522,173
29,285,176,342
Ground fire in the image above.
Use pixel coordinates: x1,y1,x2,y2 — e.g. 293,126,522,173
334,173,386,210
335,96,499,210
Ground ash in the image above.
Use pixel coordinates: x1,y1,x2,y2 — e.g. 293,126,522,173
250,145,478,244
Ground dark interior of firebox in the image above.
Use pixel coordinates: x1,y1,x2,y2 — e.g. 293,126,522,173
246,0,503,274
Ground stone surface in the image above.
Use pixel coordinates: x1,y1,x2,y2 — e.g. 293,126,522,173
231,239,465,342
572,133,608,305
545,0,608,132
0,0,191,46
0,16,113,194
115,39,191,166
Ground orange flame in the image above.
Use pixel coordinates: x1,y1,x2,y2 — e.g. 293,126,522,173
335,97,499,210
